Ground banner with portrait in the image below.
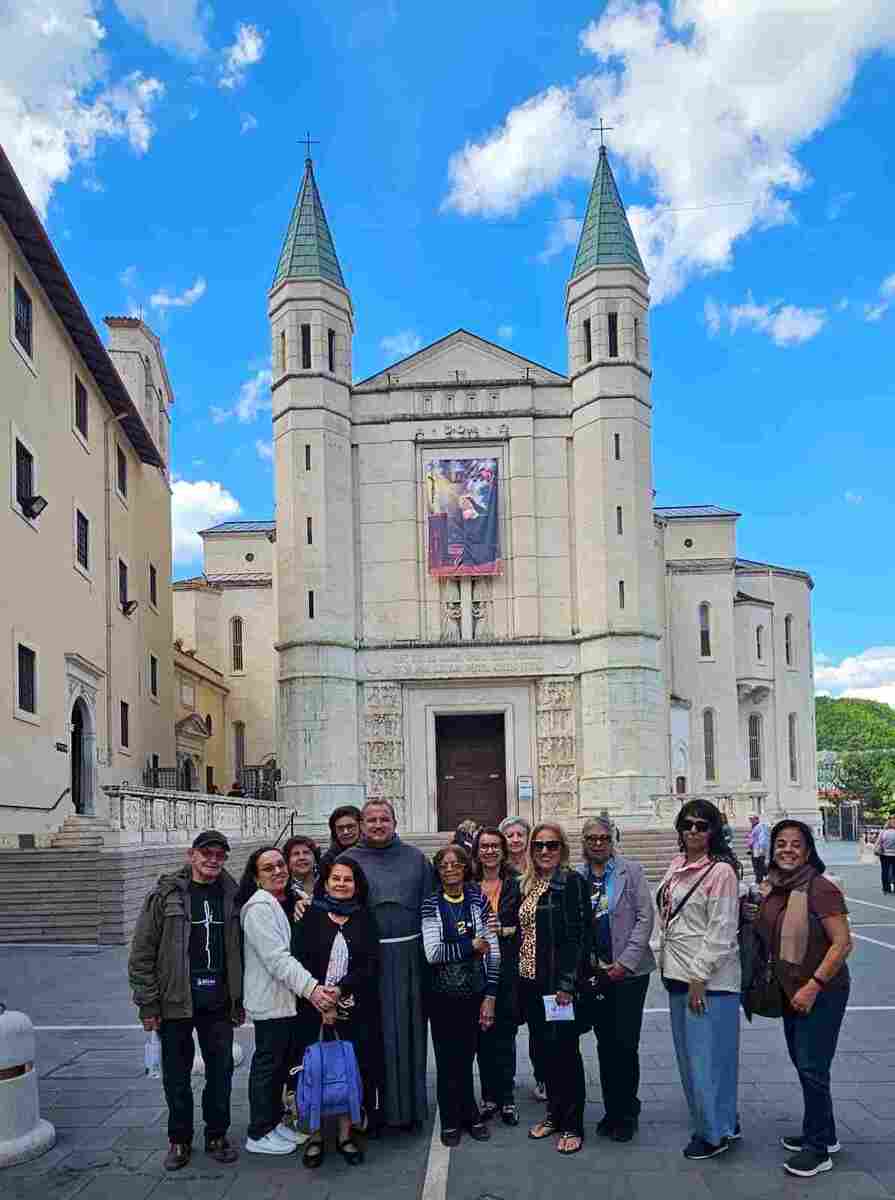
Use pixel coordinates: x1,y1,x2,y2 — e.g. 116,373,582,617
425,457,500,577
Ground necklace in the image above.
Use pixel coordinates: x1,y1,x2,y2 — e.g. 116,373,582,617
444,890,464,903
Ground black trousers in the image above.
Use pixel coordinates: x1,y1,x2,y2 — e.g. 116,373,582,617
160,1010,233,1142
520,979,585,1137
429,991,481,1131
881,856,895,893
248,1016,303,1141
751,854,767,884
477,1010,517,1106
580,973,650,1125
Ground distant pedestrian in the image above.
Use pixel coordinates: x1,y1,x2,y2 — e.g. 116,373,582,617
236,846,336,1156
873,817,895,894
227,782,245,797
720,810,734,850
423,844,499,1147
657,800,741,1161
128,830,243,1172
520,822,589,1155
340,800,434,1130
748,814,771,883
751,821,852,1178
452,819,480,854
319,805,363,871
472,827,521,1126
576,817,655,1142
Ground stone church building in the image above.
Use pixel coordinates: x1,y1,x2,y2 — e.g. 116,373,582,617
186,148,818,835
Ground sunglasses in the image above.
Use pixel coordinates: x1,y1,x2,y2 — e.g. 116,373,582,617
680,819,710,833
532,840,561,853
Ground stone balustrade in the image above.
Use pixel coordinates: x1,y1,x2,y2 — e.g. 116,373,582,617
102,785,290,847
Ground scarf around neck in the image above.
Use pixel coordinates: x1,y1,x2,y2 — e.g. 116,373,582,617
767,862,817,971
312,893,361,917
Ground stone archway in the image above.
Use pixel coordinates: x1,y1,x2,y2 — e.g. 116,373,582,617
70,695,96,815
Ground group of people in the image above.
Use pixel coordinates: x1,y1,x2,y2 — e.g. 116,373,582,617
128,797,854,1180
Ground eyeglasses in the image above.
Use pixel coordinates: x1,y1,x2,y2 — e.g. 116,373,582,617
478,844,502,853
584,835,612,845
197,849,227,862
438,860,463,871
258,863,287,875
335,822,359,834
532,840,561,853
680,819,710,833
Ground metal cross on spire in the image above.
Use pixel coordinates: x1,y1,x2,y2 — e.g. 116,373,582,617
301,131,319,161
591,118,614,148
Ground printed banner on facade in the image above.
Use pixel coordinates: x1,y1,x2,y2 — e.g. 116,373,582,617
425,458,500,577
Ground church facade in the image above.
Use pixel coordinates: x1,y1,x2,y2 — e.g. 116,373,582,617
196,148,818,833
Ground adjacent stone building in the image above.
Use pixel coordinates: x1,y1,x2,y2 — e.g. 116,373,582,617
0,146,175,842
181,146,818,833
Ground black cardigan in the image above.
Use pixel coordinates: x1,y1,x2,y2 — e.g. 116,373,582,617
290,906,379,1001
527,868,590,996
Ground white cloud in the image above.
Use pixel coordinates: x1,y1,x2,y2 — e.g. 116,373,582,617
816,647,895,711
0,0,166,218
119,264,138,289
497,324,514,342
537,198,582,264
210,366,273,424
844,490,864,505
240,112,258,134
113,0,208,57
149,276,206,310
826,190,855,221
171,478,241,565
219,23,265,90
703,292,826,346
442,1,895,302
380,330,422,361
255,439,273,462
862,271,895,323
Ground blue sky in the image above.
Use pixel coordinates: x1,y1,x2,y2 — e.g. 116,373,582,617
3,0,894,703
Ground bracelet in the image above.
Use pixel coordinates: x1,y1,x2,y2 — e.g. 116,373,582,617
811,974,826,990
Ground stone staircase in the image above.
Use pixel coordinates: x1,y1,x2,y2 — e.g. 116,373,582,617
49,814,112,850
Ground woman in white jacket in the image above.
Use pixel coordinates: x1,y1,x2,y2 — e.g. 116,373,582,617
236,846,336,1155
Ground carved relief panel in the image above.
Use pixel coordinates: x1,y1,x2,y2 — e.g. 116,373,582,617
536,677,578,818
362,682,405,820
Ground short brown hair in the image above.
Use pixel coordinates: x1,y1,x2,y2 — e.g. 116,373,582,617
433,842,474,882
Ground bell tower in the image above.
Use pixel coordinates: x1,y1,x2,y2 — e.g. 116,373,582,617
566,145,665,819
269,156,364,819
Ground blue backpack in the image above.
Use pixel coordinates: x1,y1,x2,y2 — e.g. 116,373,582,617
297,1028,363,1132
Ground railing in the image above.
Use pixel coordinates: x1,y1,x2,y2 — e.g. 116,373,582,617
143,766,182,790
141,764,280,801
649,791,770,823
103,785,290,845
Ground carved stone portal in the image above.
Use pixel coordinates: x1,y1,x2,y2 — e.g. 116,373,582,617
362,682,405,820
536,678,578,818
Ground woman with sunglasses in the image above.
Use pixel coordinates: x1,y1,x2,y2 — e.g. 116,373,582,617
519,822,589,1155
499,816,545,1102
656,801,742,1161
472,827,522,1126
575,816,655,1142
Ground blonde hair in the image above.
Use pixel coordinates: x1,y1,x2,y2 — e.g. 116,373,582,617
520,821,571,896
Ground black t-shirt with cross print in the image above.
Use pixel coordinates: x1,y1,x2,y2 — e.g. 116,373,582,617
188,880,228,1012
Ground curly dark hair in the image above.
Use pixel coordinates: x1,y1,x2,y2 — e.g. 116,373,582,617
318,856,371,905
674,799,742,877
282,835,321,870
471,826,511,881
234,845,284,908
433,842,474,883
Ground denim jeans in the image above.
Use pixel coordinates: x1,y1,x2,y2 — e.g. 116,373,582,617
782,984,849,1154
668,989,740,1146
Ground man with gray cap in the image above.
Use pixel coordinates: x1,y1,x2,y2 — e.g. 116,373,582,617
129,831,244,1171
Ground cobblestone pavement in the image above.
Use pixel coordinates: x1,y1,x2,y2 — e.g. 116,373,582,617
1,861,893,1200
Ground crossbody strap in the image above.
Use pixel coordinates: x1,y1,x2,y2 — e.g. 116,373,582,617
665,863,717,927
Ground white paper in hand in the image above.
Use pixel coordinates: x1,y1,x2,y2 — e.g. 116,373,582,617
543,994,575,1022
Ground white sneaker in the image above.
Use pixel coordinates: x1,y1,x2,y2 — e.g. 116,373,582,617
273,1123,309,1146
245,1131,297,1156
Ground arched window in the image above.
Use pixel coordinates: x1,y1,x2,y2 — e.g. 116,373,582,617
788,713,799,782
756,624,764,661
748,713,763,781
699,603,712,658
230,616,244,672
234,721,246,774
703,708,716,782
205,713,213,736
784,614,794,666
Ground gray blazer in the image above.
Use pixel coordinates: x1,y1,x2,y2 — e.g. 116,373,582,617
576,854,656,977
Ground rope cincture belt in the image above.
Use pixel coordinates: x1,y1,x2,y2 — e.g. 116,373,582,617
379,933,422,944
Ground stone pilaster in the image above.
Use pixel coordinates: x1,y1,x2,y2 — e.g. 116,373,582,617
536,678,578,820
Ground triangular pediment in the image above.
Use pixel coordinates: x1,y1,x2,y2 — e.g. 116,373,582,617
354,329,566,391
176,713,211,739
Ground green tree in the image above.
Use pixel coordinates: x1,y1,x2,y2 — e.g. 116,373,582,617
816,696,895,752
831,751,895,810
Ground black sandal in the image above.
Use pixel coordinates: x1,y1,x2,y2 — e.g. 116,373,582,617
480,1101,500,1121
303,1138,325,1168
557,1132,583,1155
338,1138,364,1165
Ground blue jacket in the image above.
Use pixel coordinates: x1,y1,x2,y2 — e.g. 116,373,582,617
576,854,656,977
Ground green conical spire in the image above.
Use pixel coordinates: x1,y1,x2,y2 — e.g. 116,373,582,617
571,146,645,279
272,158,345,289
